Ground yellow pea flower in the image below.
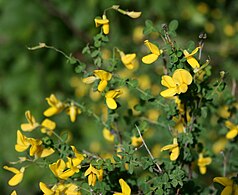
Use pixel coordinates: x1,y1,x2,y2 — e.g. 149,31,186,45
82,69,112,92
119,50,137,70
29,138,55,158
66,104,81,122
84,164,100,186
160,69,193,98
213,177,238,195
11,191,17,195
131,136,142,147
69,146,85,167
49,159,77,180
21,110,39,132
113,178,131,195
65,183,81,195
126,11,142,18
39,182,54,195
15,130,30,152
197,153,212,174
161,138,180,161
94,14,109,35
105,89,122,109
3,166,25,186
142,40,163,64
183,47,200,69
103,128,115,142
44,94,64,117
225,121,238,139
41,118,56,136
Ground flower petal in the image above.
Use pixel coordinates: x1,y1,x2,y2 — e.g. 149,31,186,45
142,54,158,64
119,179,131,195
144,40,160,55
160,88,177,98
161,75,176,88
98,80,108,92
226,129,238,139
82,76,97,84
170,146,179,161
106,98,117,109
39,182,54,195
213,177,233,186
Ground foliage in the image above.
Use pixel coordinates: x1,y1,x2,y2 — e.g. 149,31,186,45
1,1,238,194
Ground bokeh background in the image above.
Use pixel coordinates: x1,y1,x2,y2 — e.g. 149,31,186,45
1,0,238,194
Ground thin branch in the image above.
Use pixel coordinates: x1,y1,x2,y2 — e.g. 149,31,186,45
135,125,163,174
232,78,236,96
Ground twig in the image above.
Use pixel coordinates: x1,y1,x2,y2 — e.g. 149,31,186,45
135,125,163,174
232,78,236,96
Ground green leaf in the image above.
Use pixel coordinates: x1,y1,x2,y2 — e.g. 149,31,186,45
169,20,179,31
75,63,86,73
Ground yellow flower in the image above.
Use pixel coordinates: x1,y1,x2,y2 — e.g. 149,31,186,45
131,136,142,147
94,15,109,35
119,50,137,70
84,164,101,186
3,166,25,186
69,146,85,167
41,118,56,136
125,11,142,18
105,89,122,109
39,182,54,195
66,104,81,122
82,70,112,92
142,40,163,64
197,153,212,174
161,138,180,161
65,183,81,195
11,191,17,195
160,69,193,98
103,128,115,142
225,121,238,139
113,178,131,195
44,94,64,117
213,177,238,195
29,138,55,158
15,130,30,152
183,47,200,69
21,110,39,132
49,158,78,180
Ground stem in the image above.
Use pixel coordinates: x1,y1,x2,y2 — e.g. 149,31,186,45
135,125,163,174
221,151,227,177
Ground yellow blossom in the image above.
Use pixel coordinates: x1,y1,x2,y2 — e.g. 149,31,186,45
39,182,54,195
82,69,112,92
41,118,56,136
197,153,212,174
183,47,200,69
142,40,163,64
160,69,193,98
125,11,142,18
103,128,115,142
44,94,64,117
213,177,238,195
49,158,78,180
131,136,142,147
161,138,180,161
105,89,122,109
69,146,85,167
84,164,101,186
66,104,81,122
119,50,137,70
21,110,39,131
94,15,109,35
225,121,238,139
3,166,25,186
11,191,17,195
29,138,55,158
113,178,131,195
15,130,30,152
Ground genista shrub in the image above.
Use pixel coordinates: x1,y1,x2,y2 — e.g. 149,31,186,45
3,4,238,195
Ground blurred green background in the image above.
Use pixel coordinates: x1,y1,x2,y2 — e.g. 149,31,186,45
1,0,238,194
